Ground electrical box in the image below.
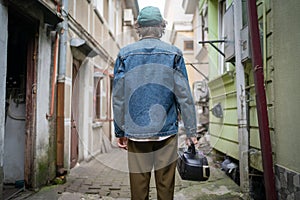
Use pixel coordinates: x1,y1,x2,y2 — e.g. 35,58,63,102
224,4,235,62
240,26,251,63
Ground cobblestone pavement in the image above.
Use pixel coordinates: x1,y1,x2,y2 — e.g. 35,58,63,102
12,139,245,200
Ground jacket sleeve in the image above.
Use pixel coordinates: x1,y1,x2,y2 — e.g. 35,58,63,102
173,55,197,138
112,56,125,137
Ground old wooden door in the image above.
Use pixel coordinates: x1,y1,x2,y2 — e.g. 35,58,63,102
70,59,80,168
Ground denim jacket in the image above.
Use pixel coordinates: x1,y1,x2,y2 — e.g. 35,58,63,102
113,38,197,139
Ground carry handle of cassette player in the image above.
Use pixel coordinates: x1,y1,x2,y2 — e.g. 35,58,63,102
187,138,196,155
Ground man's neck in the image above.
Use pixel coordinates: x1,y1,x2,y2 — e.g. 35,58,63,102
141,35,160,40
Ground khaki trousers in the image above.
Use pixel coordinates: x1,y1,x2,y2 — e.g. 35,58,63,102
127,135,178,200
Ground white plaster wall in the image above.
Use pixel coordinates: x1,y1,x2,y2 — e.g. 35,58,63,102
0,1,8,168
35,25,52,160
77,60,92,161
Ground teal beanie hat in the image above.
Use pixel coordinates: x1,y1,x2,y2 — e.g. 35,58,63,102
137,6,163,27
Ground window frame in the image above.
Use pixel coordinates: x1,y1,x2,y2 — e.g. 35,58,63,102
93,69,107,121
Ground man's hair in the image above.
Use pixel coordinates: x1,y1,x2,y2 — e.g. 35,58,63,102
134,20,167,38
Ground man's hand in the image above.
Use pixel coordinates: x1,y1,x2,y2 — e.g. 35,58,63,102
117,137,128,150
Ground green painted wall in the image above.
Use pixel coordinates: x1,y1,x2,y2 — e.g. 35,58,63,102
205,0,300,179
207,0,219,80
209,72,239,160
207,0,240,163
207,0,276,172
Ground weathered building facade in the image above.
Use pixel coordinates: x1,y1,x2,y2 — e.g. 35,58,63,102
196,0,300,199
0,0,138,197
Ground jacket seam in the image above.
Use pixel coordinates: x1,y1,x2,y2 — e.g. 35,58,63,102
120,52,181,59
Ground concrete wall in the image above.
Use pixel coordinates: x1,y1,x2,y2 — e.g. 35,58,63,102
0,1,8,197
35,23,56,187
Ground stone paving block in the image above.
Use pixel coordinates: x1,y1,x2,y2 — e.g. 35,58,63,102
85,189,100,194
109,184,121,191
78,185,90,191
83,180,93,186
109,187,121,191
119,187,130,192
65,185,80,193
117,191,131,198
71,179,83,187
100,182,113,186
89,186,101,190
120,182,130,187
99,189,111,197
84,194,102,199
77,188,89,194
109,191,121,198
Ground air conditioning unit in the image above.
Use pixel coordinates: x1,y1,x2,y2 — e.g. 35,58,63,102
182,0,198,14
123,9,134,26
224,4,235,62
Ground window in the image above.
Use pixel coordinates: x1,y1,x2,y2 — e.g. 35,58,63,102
218,0,226,74
93,69,106,121
184,40,194,51
108,0,116,33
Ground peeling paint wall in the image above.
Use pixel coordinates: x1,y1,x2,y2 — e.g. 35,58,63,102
34,23,56,187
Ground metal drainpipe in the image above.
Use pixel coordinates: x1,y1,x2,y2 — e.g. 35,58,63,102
233,0,249,197
56,0,68,174
58,0,68,77
247,1,277,199
46,32,59,119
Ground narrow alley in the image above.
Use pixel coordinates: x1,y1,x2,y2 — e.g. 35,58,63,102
11,137,244,200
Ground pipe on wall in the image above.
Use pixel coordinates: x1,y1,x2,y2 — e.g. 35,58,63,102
247,1,277,199
46,32,59,119
56,0,68,173
50,0,61,12
233,0,250,196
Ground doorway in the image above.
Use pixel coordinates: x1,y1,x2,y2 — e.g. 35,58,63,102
3,7,38,198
